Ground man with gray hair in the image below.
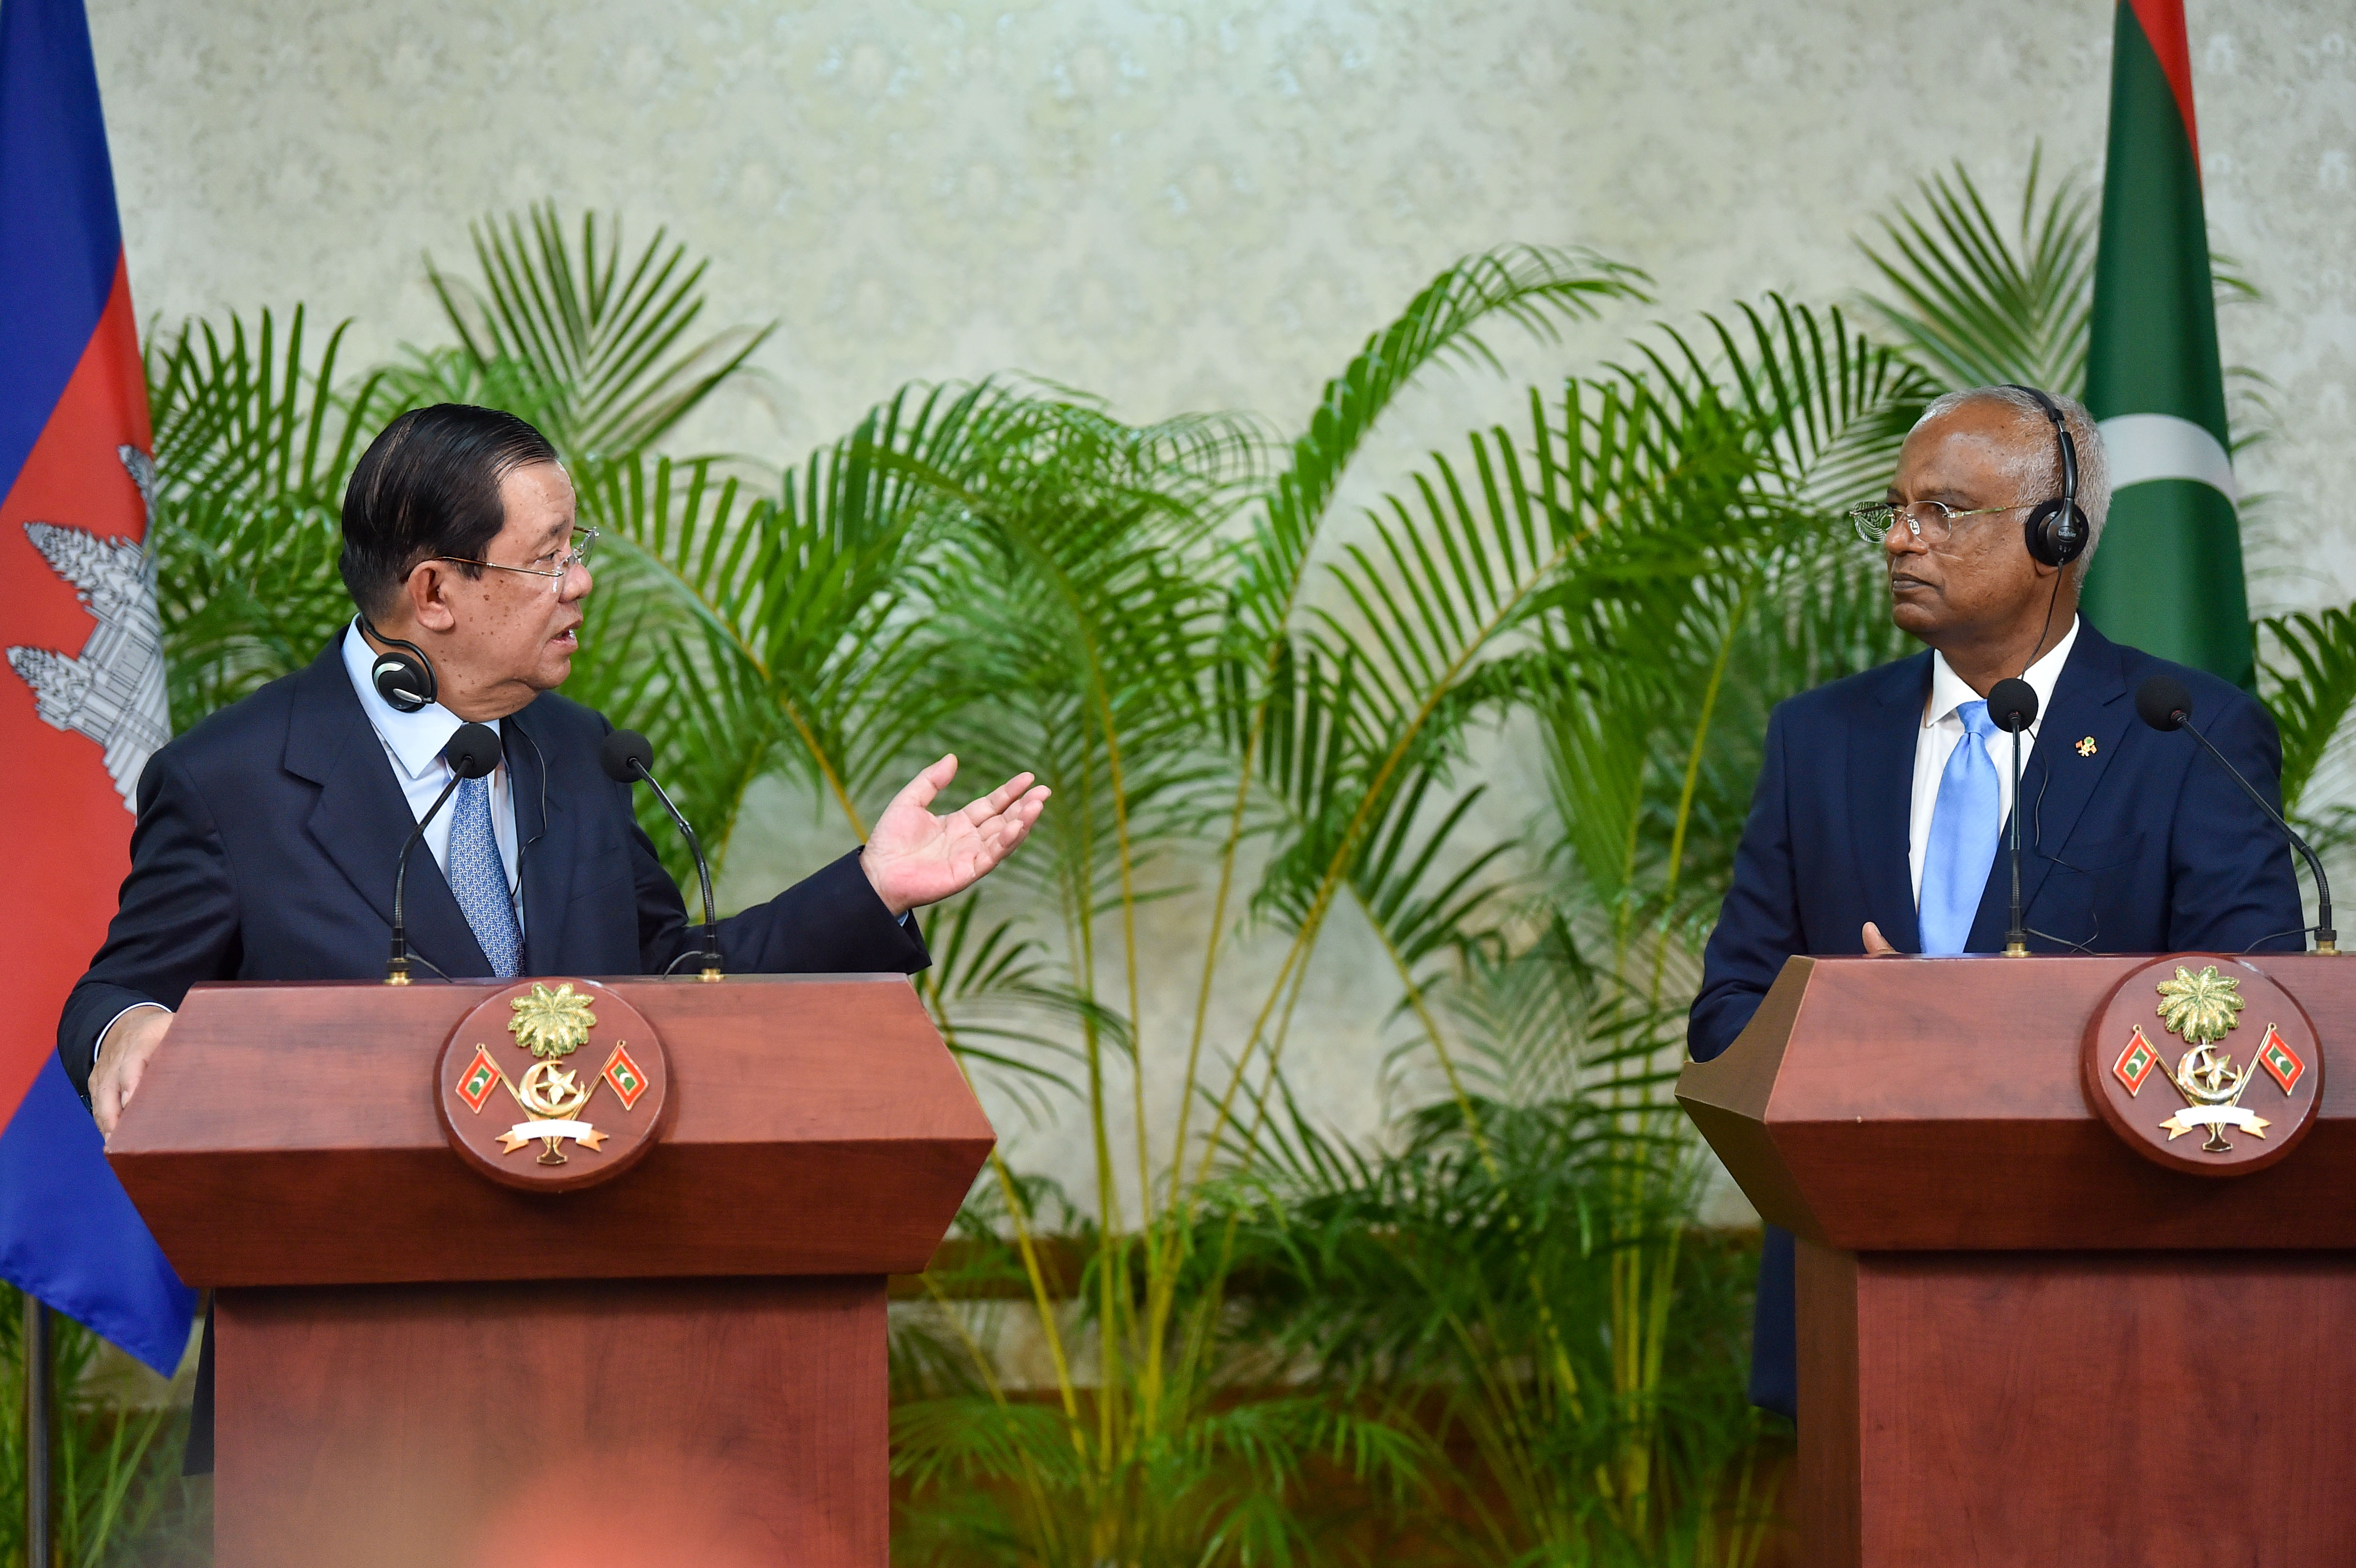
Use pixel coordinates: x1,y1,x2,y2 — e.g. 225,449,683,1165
1686,383,2303,1421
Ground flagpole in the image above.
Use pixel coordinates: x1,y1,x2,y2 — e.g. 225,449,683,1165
22,1294,52,1567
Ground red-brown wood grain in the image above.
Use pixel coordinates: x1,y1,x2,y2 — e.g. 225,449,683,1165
105,974,996,1285
1677,953,2356,1250
213,1276,887,1568
1793,1241,1861,1568
1684,954,2356,1566
1803,1246,2356,1565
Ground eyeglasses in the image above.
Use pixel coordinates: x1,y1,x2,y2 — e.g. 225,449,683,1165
436,526,598,594
1850,500,2024,548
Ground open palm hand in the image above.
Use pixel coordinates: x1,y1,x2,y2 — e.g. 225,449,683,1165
860,755,1050,916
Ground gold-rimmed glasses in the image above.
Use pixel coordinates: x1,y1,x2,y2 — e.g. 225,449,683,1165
436,526,598,594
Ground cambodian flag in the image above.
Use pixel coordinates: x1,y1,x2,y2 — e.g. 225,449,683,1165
0,0,195,1376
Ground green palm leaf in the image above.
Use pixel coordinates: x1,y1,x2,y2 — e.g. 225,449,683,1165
145,308,393,727
1229,245,1648,662
1856,150,2095,392
2259,604,2356,814
424,205,772,457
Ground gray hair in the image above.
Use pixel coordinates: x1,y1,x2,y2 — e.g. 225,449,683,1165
1913,385,2111,576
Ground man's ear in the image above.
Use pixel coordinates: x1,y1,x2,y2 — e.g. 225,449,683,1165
407,561,458,634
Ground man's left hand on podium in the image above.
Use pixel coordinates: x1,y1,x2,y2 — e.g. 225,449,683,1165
860,755,1051,917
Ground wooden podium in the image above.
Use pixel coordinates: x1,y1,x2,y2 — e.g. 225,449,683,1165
1678,953,2356,1565
107,973,994,1568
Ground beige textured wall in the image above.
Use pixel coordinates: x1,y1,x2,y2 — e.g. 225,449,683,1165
91,0,2356,1215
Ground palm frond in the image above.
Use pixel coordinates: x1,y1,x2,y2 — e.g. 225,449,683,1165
1855,150,2095,393
145,308,391,727
1229,246,1648,664
424,205,772,457
2258,604,2356,814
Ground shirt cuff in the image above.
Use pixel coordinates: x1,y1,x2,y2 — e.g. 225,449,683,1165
93,1001,172,1064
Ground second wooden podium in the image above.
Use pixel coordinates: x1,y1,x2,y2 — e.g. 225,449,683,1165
107,972,994,1568
1678,953,2354,1566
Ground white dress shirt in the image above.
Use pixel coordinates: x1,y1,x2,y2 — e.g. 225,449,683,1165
339,621,521,925
1908,617,2079,903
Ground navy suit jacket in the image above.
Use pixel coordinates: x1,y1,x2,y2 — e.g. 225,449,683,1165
1687,620,2303,1418
60,637,930,1089
61,639,932,1472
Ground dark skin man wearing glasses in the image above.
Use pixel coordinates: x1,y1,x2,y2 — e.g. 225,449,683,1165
1687,384,2301,1420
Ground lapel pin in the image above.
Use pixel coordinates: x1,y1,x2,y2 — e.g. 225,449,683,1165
2076,735,2098,757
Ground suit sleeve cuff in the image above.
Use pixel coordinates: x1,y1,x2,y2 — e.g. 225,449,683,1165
92,1002,172,1065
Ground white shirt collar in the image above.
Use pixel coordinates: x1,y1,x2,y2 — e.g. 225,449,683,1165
1924,616,2080,732
340,620,500,779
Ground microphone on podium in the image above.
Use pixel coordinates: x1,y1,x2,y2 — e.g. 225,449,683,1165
2135,675,2336,954
387,722,503,985
600,730,723,980
1987,677,2039,957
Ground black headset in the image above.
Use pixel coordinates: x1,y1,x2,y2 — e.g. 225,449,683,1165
355,611,438,713
2004,384,2089,569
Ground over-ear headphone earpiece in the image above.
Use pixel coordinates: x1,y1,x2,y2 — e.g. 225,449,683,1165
356,611,438,713
2006,384,2089,569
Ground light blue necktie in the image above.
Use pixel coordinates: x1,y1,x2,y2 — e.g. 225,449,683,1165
1918,699,2001,956
446,773,521,977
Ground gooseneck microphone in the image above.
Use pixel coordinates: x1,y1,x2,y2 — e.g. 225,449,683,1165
600,730,723,980
387,723,504,985
2135,674,2337,954
1987,678,2040,957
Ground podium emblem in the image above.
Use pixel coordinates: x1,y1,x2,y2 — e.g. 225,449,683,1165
436,979,670,1192
2148,966,2270,1152
2080,957,2323,1178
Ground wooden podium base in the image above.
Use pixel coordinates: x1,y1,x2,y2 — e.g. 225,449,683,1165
1798,1241,2356,1565
213,1276,887,1568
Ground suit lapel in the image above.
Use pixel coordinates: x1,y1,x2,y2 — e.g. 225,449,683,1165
284,640,491,979
505,701,573,974
1966,622,2133,950
1848,652,1930,952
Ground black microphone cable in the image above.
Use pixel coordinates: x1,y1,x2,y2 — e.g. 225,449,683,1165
387,722,505,984
2136,674,2337,954
1986,677,2040,957
601,729,723,980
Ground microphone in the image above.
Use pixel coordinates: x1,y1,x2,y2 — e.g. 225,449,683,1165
600,730,722,980
2135,674,2337,954
387,723,503,985
1987,677,2039,957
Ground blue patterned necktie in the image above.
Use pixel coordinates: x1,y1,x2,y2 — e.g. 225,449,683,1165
446,773,521,977
1918,699,2002,955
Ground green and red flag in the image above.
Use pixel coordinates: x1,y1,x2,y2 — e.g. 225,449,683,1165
601,1042,648,1111
2079,0,2252,688
2113,1025,2159,1094
2258,1024,2305,1094
457,1046,504,1114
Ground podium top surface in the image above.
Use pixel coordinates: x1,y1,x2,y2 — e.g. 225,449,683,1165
108,974,996,1287
1675,953,2356,1251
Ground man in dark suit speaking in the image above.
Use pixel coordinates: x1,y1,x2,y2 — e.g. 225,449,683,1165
1688,384,2304,1421
65,403,1049,1133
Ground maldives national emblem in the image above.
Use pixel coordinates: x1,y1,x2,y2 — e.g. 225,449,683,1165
2146,964,2278,1152
436,979,669,1191
2080,955,2323,1177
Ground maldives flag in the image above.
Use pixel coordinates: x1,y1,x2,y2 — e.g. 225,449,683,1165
0,0,195,1374
2078,0,2253,689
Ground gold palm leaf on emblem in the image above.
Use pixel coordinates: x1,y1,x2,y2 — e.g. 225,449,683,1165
507,981,597,1059
2155,964,2243,1046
